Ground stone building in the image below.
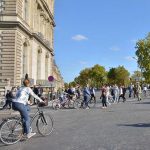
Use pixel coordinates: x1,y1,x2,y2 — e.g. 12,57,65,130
0,0,63,91
53,60,64,91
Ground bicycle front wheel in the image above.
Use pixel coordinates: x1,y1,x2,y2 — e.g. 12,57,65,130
37,113,53,136
88,99,96,108
0,118,23,145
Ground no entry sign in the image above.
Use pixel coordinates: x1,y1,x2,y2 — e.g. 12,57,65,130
48,76,54,82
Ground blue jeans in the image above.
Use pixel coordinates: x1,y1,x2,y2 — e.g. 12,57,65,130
12,102,30,134
83,96,90,108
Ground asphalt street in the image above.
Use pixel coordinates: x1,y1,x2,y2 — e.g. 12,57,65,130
1,93,150,150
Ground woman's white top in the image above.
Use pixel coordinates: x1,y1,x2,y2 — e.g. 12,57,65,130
13,87,42,105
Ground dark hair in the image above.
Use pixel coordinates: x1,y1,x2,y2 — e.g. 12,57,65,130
23,74,30,87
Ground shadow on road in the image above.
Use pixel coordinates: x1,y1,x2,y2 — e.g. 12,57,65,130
117,123,150,128
135,102,150,105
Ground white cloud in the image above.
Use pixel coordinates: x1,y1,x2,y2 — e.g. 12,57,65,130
79,61,88,65
110,46,120,51
130,39,138,44
124,56,135,61
72,34,88,41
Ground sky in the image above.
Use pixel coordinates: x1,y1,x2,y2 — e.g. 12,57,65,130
54,0,150,83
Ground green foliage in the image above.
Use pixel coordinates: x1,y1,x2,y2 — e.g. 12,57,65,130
90,64,107,86
67,65,131,87
135,33,150,82
73,64,107,87
69,81,76,87
107,66,130,85
107,68,117,84
64,83,69,89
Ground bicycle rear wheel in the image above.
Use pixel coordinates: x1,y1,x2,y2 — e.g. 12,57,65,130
0,118,23,145
37,113,53,136
74,99,82,108
52,99,60,110
68,100,75,108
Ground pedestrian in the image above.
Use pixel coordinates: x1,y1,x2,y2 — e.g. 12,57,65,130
2,90,11,109
33,85,39,104
133,85,137,98
106,85,111,105
100,85,107,108
38,84,43,98
113,84,119,103
90,86,96,102
2,87,17,110
122,85,126,102
128,83,134,98
136,83,142,101
143,85,147,97
118,85,126,103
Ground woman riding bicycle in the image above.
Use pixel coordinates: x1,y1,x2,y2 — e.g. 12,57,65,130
12,75,44,139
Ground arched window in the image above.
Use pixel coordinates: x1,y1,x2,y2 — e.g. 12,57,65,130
37,47,42,79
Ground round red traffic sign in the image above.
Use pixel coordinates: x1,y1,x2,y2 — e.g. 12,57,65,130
48,76,54,82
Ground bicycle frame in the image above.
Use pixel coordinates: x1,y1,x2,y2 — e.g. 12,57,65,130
30,107,44,126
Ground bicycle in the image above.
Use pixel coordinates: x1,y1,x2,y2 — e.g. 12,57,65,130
52,93,76,109
0,102,54,145
0,97,6,108
74,96,96,108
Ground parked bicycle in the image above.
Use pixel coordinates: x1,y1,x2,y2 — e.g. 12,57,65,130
0,97,6,108
0,102,54,145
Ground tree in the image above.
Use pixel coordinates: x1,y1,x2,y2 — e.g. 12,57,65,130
64,83,69,89
72,64,107,87
107,66,130,85
68,81,76,87
107,68,117,84
75,68,91,86
89,64,107,87
135,33,150,82
116,66,130,85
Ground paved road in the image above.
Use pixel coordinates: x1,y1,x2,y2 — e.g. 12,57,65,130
1,94,150,150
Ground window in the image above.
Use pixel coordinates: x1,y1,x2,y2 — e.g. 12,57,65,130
22,44,28,77
0,1,4,13
37,48,42,79
45,53,49,79
23,0,29,22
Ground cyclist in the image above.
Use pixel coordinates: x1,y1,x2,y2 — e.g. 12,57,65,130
12,77,44,139
82,84,91,109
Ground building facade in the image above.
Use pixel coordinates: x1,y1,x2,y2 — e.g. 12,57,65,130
0,0,63,90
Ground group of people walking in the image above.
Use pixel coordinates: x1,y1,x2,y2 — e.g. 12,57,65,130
62,82,149,109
